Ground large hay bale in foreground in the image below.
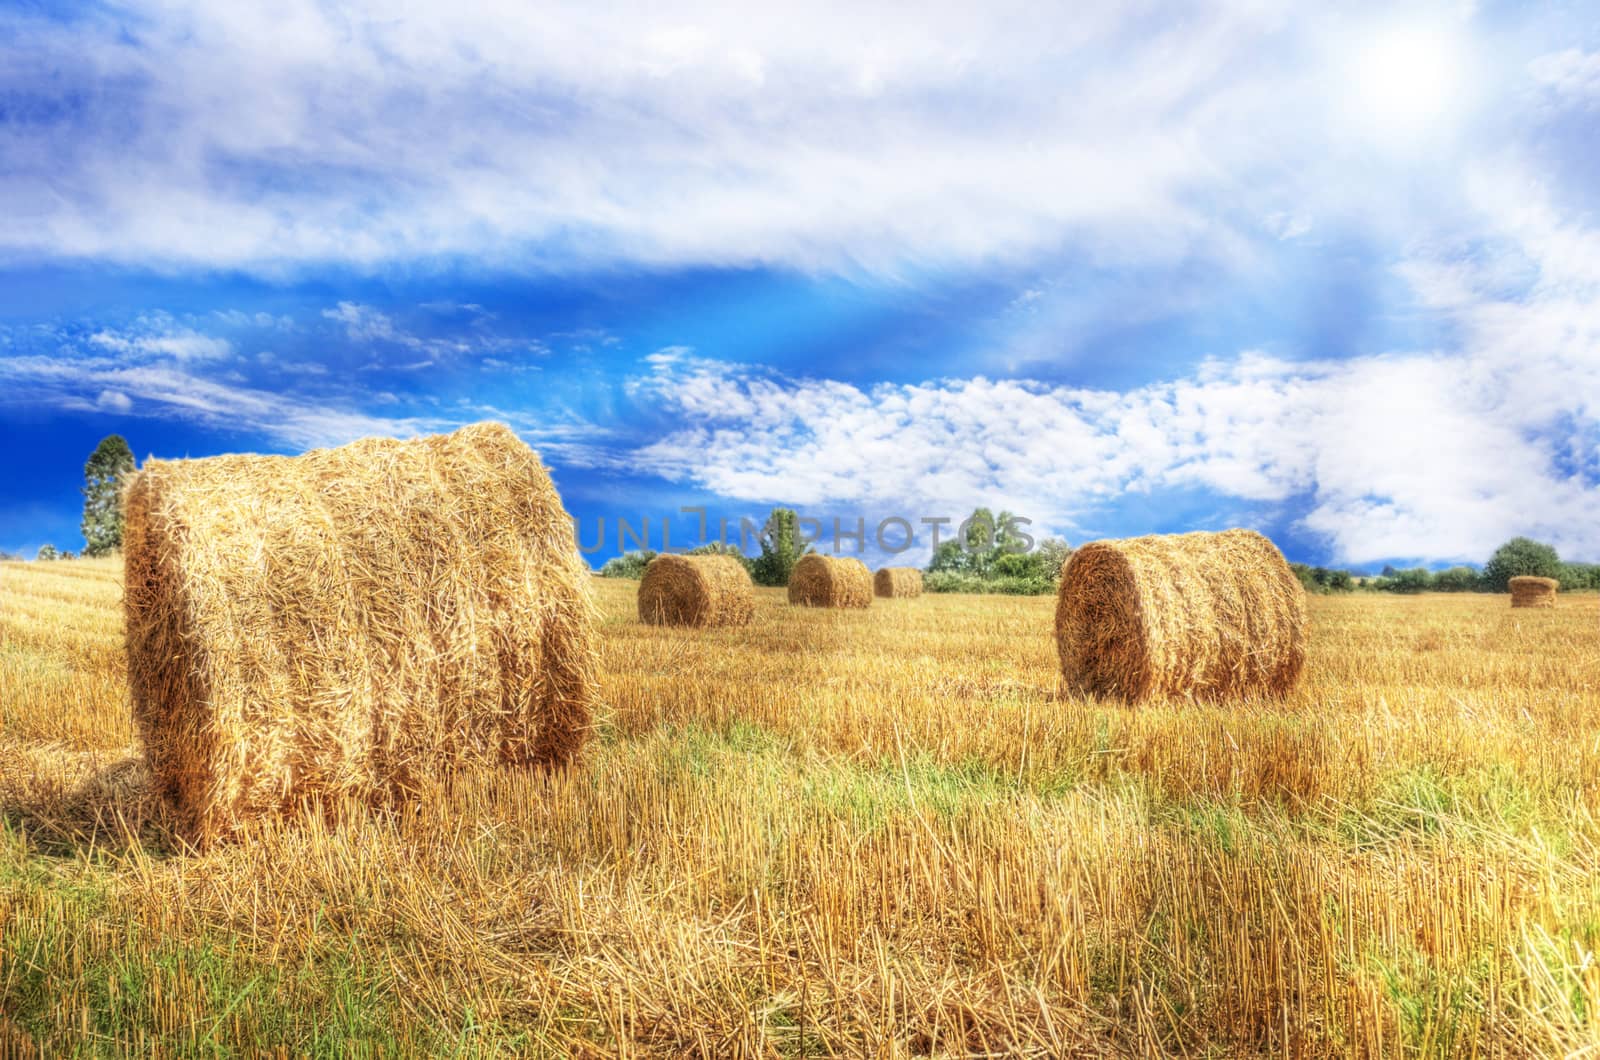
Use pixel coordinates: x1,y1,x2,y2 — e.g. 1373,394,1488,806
1509,575,1558,608
788,554,872,608
637,554,755,627
1055,529,1306,703
123,422,597,847
874,567,923,598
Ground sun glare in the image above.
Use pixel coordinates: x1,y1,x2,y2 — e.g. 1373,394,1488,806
1348,23,1466,136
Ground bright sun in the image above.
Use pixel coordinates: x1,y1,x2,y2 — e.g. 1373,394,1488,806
1348,24,1466,136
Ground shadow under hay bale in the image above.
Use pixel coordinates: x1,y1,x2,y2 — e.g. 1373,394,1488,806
1509,575,1558,608
874,567,923,599
637,554,755,627
0,747,170,857
123,422,598,848
788,554,873,608
1054,528,1306,704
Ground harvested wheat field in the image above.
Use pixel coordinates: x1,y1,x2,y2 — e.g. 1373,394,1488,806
123,422,596,847
874,566,923,598
4,556,1600,1056
638,553,754,627
787,553,873,608
1510,575,1559,608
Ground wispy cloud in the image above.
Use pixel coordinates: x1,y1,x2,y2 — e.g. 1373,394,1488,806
1529,48,1600,106
0,0,1518,276
323,302,467,354
0,312,611,456
622,344,1600,565
3,348,446,449
623,169,1600,569
89,328,233,361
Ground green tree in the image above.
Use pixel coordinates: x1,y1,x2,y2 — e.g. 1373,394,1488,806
960,508,997,575
1387,568,1433,594
1481,537,1561,592
750,508,811,587
598,550,657,579
81,435,135,557
962,508,996,550
992,551,1037,578
994,511,1031,554
1432,566,1481,592
36,544,61,561
1033,538,1073,581
1557,562,1600,591
924,510,1067,594
927,538,969,574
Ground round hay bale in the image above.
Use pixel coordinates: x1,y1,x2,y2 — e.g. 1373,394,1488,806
637,554,755,627
874,567,923,598
1509,575,1558,608
123,422,597,848
1054,529,1306,703
788,554,872,608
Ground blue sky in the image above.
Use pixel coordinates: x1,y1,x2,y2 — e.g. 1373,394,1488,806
3,1,1599,569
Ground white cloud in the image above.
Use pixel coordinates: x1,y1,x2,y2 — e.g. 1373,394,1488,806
1,339,445,450
0,0,1505,274
324,302,411,345
322,301,474,358
89,328,233,361
481,357,541,373
623,248,1600,566
2,319,611,458
601,152,1600,565
1530,48,1600,105
213,309,295,329
95,389,133,412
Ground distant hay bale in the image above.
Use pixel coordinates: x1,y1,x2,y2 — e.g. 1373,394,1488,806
1054,529,1306,703
874,567,923,599
123,422,597,848
637,554,755,627
788,554,872,608
1509,575,1558,608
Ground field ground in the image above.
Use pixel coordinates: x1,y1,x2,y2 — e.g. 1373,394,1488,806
3,556,1600,1056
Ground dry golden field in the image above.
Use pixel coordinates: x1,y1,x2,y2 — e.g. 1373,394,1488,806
3,555,1600,1056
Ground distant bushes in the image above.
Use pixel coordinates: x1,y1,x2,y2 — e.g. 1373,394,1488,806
596,528,1599,597
922,508,1070,596
1295,538,1596,594
1430,566,1481,592
1289,564,1355,594
1373,568,1433,594
924,570,1054,595
598,549,657,579
599,543,752,580
1558,562,1600,591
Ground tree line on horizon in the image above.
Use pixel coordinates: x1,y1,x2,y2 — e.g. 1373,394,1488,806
602,508,1597,598
11,436,1596,599
1291,536,1599,595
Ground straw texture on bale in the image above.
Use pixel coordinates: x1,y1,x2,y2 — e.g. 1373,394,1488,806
1054,529,1306,704
637,554,755,627
874,567,924,599
788,554,873,608
123,422,597,847
1509,575,1558,609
